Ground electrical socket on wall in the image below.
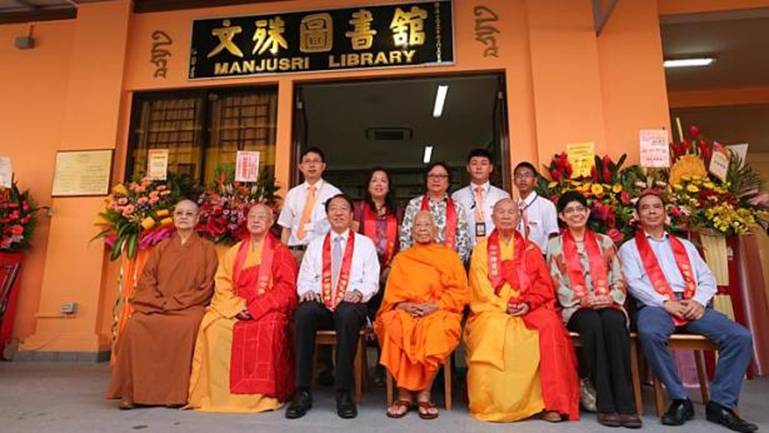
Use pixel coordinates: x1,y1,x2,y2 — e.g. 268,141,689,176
60,302,79,315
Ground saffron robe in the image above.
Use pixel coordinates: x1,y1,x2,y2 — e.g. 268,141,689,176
107,233,218,405
465,233,579,421
187,236,298,412
374,243,470,391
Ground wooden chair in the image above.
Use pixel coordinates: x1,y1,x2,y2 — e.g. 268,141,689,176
569,331,644,415
650,334,717,417
313,329,367,403
385,355,453,410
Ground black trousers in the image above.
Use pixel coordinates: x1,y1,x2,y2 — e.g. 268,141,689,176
293,300,367,393
568,308,636,414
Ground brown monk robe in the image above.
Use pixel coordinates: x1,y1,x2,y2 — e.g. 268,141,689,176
106,199,218,409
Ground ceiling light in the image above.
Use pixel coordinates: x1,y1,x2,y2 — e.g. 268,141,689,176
423,146,433,164
663,58,715,68
432,85,448,118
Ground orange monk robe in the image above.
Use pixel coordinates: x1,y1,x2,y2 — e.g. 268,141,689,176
466,234,579,421
374,242,470,391
187,237,298,412
107,233,218,406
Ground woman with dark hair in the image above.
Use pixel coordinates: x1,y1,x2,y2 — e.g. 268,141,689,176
544,191,641,428
399,162,471,262
353,167,403,316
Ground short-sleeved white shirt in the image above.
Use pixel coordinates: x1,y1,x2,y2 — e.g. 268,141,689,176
277,179,341,247
516,191,559,252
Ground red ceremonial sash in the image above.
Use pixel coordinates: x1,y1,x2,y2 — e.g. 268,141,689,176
421,194,458,248
635,231,697,325
487,230,530,300
362,204,398,266
232,234,275,298
562,229,609,300
321,231,355,310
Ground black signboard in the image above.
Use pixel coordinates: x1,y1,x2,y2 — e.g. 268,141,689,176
189,0,454,79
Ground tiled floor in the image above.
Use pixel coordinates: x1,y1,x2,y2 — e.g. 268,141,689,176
0,362,766,433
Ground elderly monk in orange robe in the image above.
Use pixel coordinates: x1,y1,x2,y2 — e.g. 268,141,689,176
187,203,298,412
465,198,579,423
107,199,218,409
375,211,470,420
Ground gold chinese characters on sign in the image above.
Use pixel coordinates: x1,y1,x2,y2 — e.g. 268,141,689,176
190,2,453,79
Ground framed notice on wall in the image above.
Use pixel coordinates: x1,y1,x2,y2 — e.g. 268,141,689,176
51,149,114,197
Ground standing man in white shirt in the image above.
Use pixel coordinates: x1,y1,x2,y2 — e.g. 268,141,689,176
513,161,559,253
452,148,510,248
285,194,380,420
278,146,342,262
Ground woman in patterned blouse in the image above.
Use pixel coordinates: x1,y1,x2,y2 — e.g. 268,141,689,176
545,191,641,429
399,162,471,263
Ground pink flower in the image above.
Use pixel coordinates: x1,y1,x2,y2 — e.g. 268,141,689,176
137,197,149,205
117,198,128,205
9,225,24,235
149,191,160,200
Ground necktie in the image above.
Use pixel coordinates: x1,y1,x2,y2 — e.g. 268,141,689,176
473,186,485,222
518,199,529,238
296,185,317,240
332,235,343,289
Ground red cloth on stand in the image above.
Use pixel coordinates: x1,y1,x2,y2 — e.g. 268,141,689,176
0,252,22,360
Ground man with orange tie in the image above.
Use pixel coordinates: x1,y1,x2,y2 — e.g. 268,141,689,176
513,162,558,253
452,148,509,248
278,147,341,262
285,194,380,420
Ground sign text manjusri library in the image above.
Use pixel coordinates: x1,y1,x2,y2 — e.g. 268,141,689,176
188,0,454,79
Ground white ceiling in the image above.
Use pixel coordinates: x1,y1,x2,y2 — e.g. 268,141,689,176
301,75,500,170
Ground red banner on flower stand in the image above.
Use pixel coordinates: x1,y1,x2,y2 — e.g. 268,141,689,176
0,252,23,360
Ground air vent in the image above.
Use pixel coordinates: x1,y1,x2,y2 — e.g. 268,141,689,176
365,127,413,141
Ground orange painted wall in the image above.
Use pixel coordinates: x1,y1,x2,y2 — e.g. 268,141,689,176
1,0,675,353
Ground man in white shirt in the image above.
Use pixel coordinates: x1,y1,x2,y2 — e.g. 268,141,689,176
452,148,510,247
278,147,342,261
513,162,558,253
285,194,380,420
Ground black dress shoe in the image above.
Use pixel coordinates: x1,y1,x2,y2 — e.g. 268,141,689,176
285,390,312,419
336,392,358,419
706,401,758,433
661,399,694,426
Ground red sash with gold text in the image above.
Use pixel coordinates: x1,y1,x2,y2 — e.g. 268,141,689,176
487,230,530,301
233,234,275,299
562,229,609,300
635,231,697,325
363,204,398,266
421,194,458,249
321,232,355,310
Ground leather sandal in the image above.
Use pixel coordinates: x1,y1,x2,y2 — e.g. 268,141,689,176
417,401,439,420
386,400,411,418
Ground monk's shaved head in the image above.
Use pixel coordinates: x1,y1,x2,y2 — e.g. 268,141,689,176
412,211,437,245
492,198,520,234
247,202,274,237
248,202,273,219
173,199,201,232
493,197,518,213
175,199,200,215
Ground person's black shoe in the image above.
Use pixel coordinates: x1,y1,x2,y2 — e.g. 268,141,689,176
285,390,312,419
336,392,358,419
706,401,758,433
661,399,694,426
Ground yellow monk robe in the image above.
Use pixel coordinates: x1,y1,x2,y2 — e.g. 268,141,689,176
465,237,544,422
374,242,470,391
187,237,297,412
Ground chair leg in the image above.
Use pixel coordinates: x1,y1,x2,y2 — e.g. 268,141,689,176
443,357,452,411
653,375,665,417
694,350,710,404
354,337,363,404
386,370,394,407
630,339,644,415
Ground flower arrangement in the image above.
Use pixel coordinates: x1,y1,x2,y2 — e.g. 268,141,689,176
538,153,644,242
93,176,181,260
0,180,43,252
195,166,280,245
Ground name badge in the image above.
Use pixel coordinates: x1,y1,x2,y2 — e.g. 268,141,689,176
475,222,486,238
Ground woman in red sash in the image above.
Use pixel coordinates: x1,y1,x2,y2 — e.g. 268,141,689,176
545,191,641,428
188,203,298,413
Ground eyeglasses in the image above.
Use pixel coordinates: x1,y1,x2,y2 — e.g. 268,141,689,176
514,173,535,179
301,158,323,164
563,206,587,215
427,174,449,179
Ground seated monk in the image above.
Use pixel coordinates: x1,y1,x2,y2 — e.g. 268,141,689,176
106,199,218,409
187,203,298,412
375,211,470,420
464,198,579,422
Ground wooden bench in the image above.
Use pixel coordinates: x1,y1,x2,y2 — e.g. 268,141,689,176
569,331,644,415
314,329,367,403
385,355,453,410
